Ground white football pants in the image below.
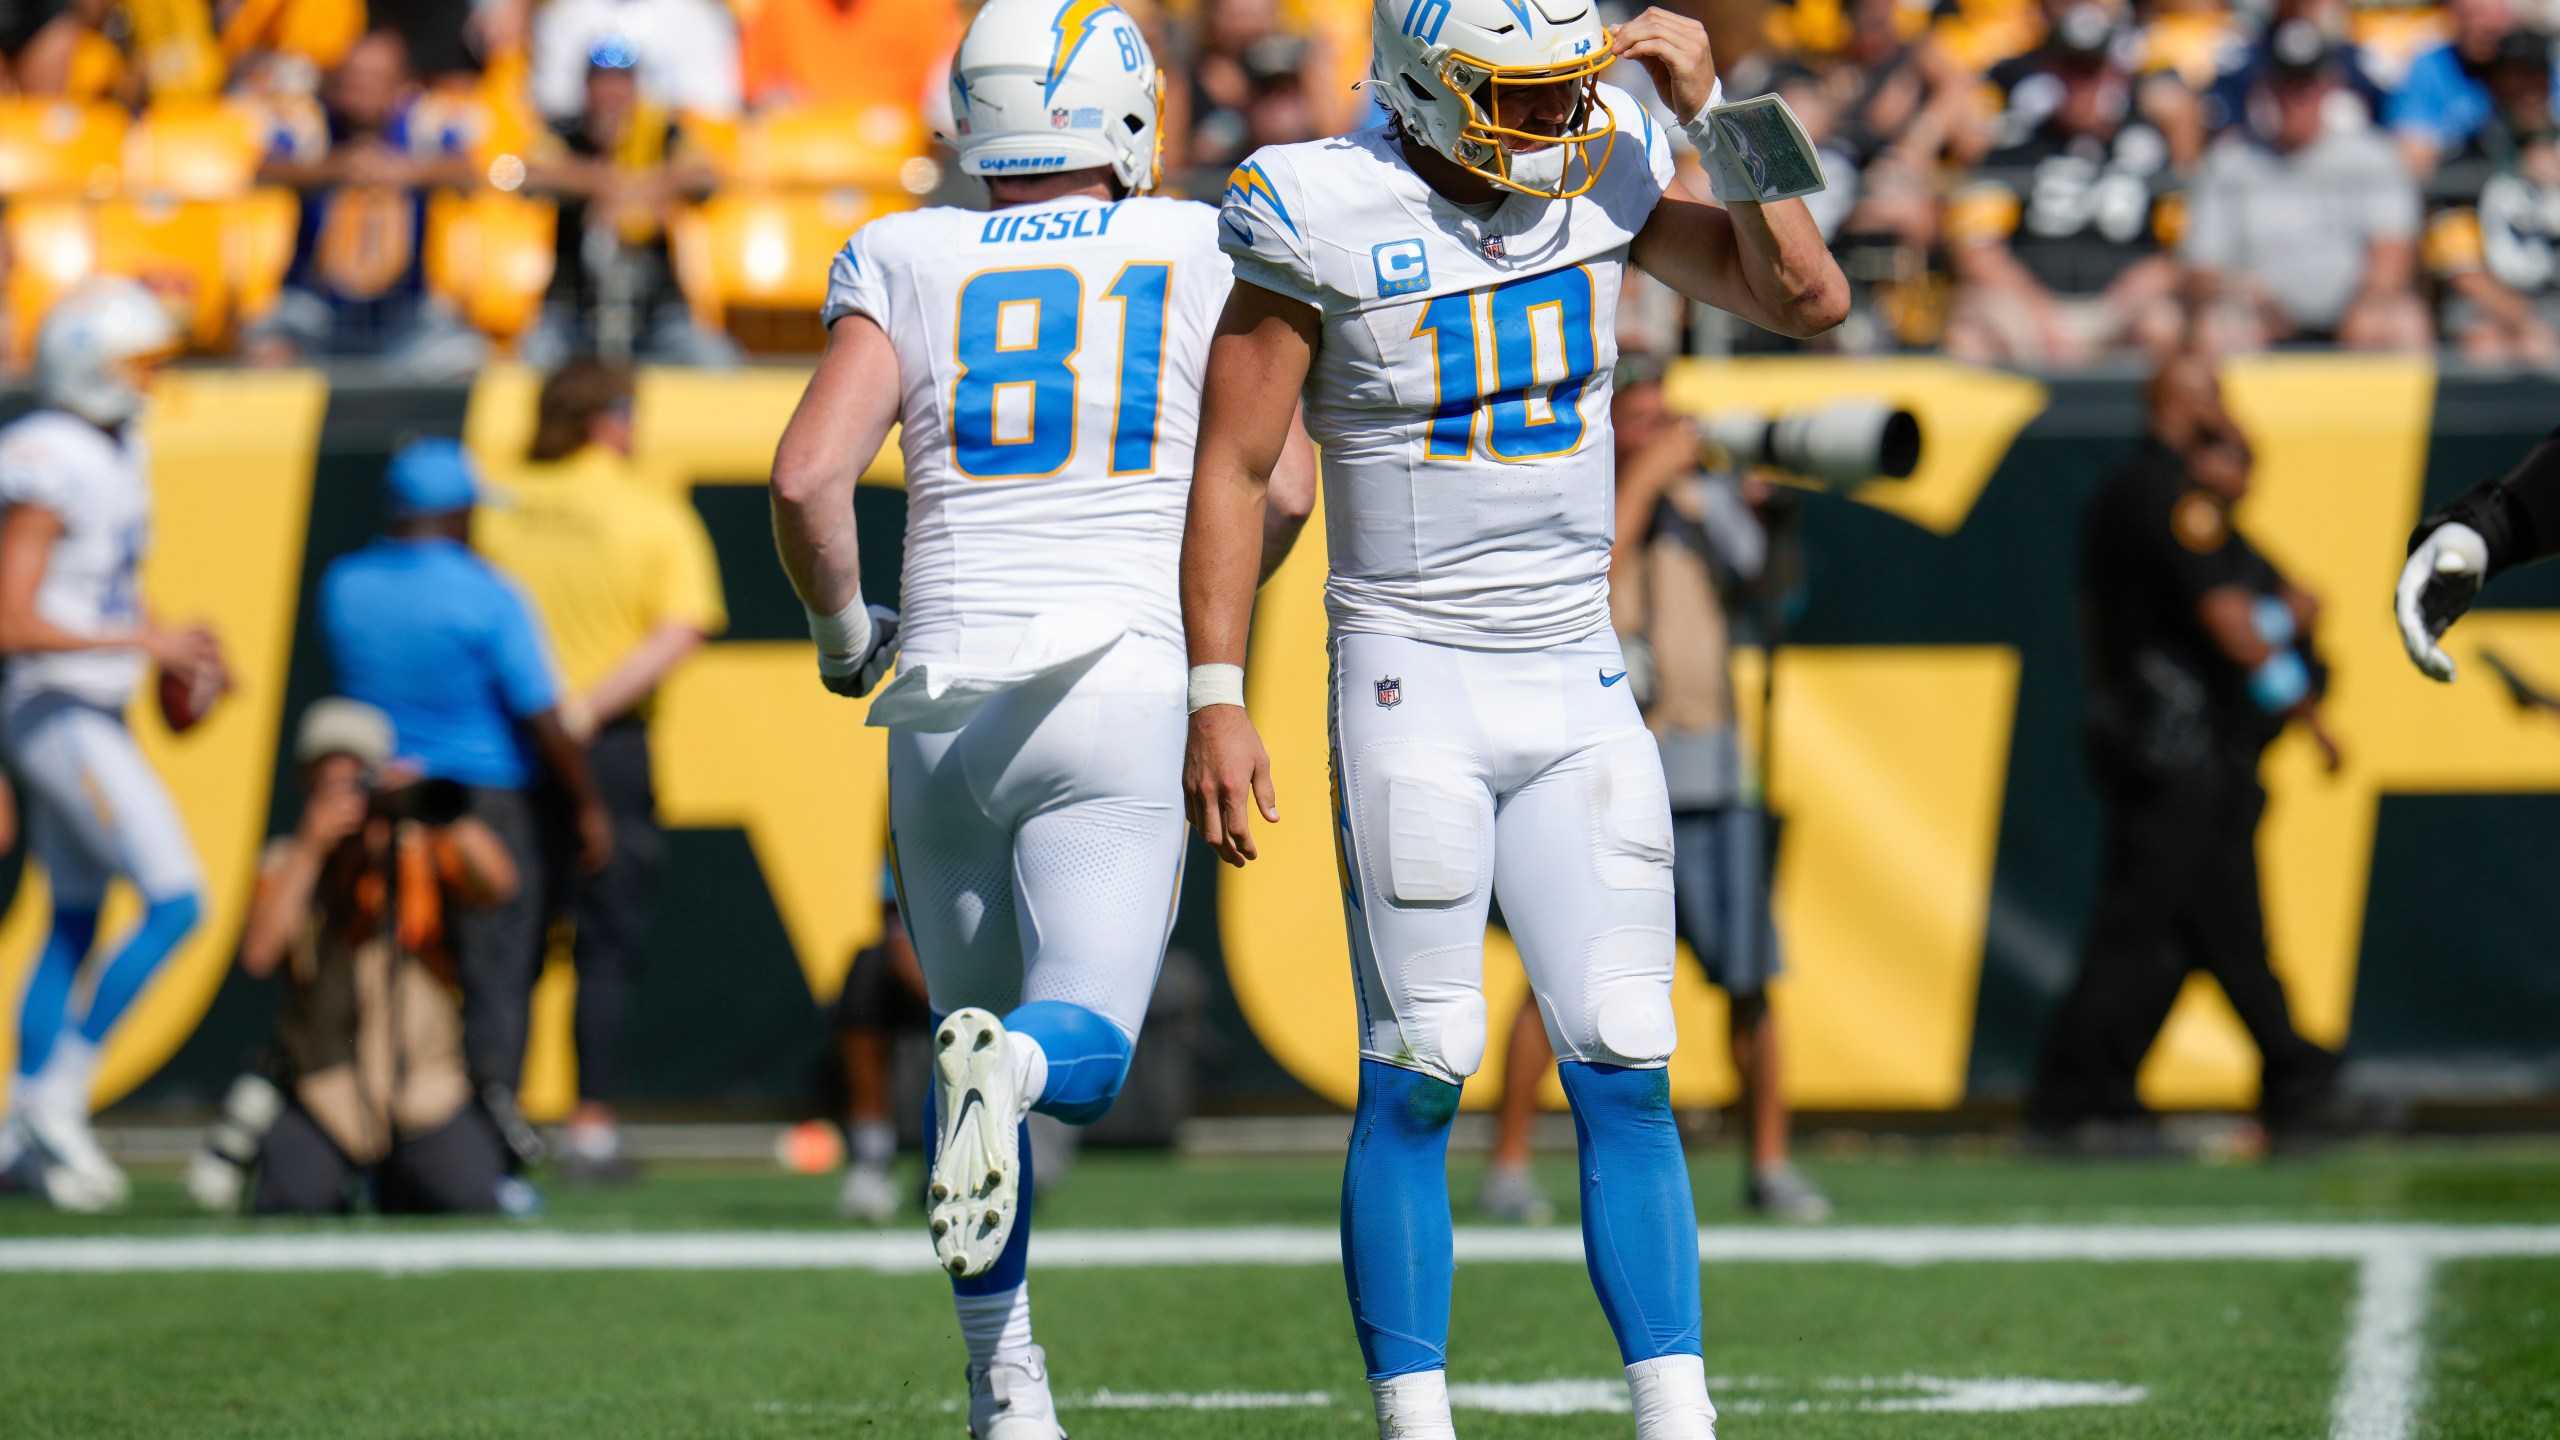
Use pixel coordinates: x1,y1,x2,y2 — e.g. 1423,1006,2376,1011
1329,630,1679,1084
5,696,202,907
886,638,1187,1040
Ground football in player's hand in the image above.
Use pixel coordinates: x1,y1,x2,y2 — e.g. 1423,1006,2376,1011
158,663,221,734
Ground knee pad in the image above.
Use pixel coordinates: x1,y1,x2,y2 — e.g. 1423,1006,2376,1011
1006,1000,1134,1125
1588,737,1675,894
1352,742,1491,909
1581,929,1678,1067
1386,962,1489,1082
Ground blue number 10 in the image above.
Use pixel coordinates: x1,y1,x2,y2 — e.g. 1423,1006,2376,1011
952,261,1172,480
1412,265,1598,463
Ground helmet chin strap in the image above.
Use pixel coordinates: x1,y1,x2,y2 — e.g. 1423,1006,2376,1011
1501,141,1572,193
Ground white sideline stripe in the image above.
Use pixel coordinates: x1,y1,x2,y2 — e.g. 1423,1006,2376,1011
2332,1251,2434,1440
1,1222,2555,1275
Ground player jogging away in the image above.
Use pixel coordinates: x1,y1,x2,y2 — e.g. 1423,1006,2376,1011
1181,3,1847,1436
0,278,228,1213
767,2,1314,1433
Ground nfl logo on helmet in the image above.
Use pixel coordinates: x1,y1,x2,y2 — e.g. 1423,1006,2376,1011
1374,676,1403,708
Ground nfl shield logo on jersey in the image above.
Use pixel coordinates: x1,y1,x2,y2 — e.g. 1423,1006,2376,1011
1481,233,1507,260
1374,676,1403,708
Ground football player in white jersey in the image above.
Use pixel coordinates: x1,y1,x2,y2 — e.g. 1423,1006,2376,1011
1181,4,1847,1436
767,1,1313,1433
0,279,227,1212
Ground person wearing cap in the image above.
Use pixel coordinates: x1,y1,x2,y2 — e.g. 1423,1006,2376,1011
1943,2,2193,366
226,697,525,1214
2183,20,2430,352
2387,0,2558,178
522,42,734,369
319,438,611,1159
474,358,727,1182
2419,30,2560,363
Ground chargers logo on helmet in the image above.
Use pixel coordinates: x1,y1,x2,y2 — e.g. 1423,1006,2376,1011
949,0,1164,192
1046,0,1125,101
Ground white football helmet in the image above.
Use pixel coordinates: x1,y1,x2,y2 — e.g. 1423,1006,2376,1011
1369,0,1618,199
946,0,1164,194
35,278,179,429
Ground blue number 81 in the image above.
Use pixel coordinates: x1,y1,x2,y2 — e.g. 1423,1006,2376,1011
951,262,1172,480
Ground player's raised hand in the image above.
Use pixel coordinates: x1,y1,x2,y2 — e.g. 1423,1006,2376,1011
1185,705,1277,867
2396,521,2489,682
1609,7,1719,123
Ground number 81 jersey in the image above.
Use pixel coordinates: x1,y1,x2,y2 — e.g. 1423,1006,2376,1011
823,195,1231,660
1221,86,1676,649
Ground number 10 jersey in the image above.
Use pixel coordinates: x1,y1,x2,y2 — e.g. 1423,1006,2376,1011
1220,87,1676,650
823,195,1232,668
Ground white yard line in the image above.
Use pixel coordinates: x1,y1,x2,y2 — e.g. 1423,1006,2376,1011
0,1222,2551,1274
2330,1249,2435,1440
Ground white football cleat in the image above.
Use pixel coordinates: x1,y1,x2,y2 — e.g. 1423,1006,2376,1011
968,1344,1066,1439
928,1007,1023,1278
185,1148,246,1214
21,1102,127,1214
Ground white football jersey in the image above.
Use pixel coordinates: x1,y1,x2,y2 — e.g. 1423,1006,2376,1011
1220,87,1677,650
822,195,1232,672
0,409,151,713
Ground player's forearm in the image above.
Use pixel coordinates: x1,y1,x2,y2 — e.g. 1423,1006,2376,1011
1183,461,1268,668
0,612,140,656
771,317,900,614
1722,198,1849,337
2417,423,2560,573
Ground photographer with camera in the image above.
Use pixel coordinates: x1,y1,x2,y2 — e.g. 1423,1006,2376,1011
234,699,521,1214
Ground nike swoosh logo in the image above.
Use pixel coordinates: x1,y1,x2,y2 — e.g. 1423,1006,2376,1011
951,1088,985,1134
1599,669,1627,686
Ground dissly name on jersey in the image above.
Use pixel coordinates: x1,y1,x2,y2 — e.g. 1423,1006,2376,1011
980,205,1127,244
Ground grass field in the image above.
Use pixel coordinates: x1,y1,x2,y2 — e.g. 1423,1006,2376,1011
3,1139,2557,1438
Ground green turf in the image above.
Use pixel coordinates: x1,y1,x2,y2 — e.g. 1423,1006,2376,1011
2,1140,2555,1437
0,1259,2359,1438
7,1135,2560,1236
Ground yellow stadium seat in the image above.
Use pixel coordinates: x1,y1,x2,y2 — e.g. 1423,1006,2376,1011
126,98,271,200
223,187,301,323
96,195,232,349
730,102,926,190
424,189,559,345
667,188,908,334
5,200,102,359
0,100,126,197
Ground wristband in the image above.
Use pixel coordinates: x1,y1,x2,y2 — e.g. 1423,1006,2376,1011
1187,663,1246,713
806,590,873,658
2249,594,2297,648
2247,649,2310,713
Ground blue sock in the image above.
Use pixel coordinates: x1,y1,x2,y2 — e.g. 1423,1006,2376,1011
1005,1000,1133,1125
17,908,99,1076
77,894,200,1044
1341,1057,1461,1379
1557,1061,1703,1364
924,1066,1037,1297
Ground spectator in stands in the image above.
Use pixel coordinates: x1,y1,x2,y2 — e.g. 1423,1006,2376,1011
2388,0,2554,176
524,40,734,367
4,0,127,99
2423,31,2560,362
1185,0,1317,183
2184,23,2431,352
475,361,727,1184
832,879,926,1222
2202,0,2385,133
1944,6,2188,365
737,0,959,113
319,438,611,1168
246,29,487,376
239,699,521,1216
530,0,738,122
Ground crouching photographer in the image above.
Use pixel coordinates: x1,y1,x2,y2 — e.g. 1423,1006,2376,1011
235,699,522,1214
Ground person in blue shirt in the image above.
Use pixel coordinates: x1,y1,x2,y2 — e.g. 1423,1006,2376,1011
319,438,608,1157
2386,0,2557,175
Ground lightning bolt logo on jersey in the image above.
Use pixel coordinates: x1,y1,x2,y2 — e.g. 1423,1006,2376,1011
1217,87,1677,649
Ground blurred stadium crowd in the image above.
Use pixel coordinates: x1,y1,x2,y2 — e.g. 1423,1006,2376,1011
3,0,2559,371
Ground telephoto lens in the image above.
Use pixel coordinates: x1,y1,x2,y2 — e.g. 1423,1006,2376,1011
1702,401,1923,489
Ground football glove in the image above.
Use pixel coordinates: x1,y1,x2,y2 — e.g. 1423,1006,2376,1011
2396,522,2488,683
816,605,901,698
